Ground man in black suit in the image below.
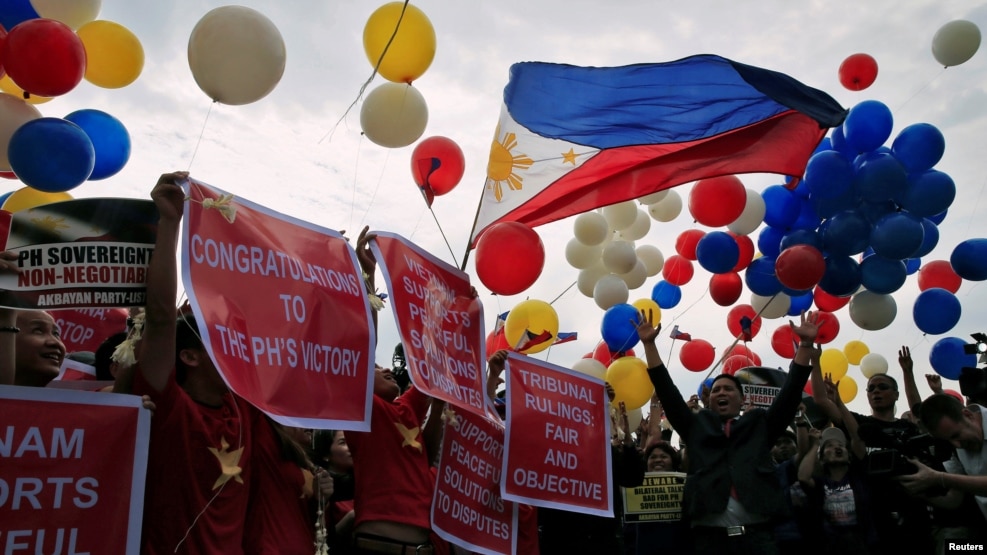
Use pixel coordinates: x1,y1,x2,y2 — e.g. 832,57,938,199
636,310,819,555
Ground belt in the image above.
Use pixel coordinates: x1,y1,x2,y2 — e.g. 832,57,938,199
353,534,434,555
694,523,771,537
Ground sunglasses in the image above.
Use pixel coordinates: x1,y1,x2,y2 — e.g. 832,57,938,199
866,383,894,393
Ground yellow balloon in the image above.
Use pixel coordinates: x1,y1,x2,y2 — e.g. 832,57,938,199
0,75,52,105
820,348,849,381
2,188,73,213
363,2,436,83
78,20,145,89
504,299,558,354
631,298,661,325
838,376,858,404
843,340,870,366
605,356,653,409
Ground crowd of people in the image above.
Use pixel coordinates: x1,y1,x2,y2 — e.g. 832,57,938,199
2,173,986,554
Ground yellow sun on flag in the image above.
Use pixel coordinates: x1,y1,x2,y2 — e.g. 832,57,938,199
487,124,534,202
30,216,69,234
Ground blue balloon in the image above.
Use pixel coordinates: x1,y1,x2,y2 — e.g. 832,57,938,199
757,225,785,258
791,175,812,199
852,146,892,170
911,219,939,258
0,0,38,33
651,280,682,309
811,181,860,219
870,212,924,260
929,337,976,380
787,291,814,316
951,238,987,281
64,110,131,180
804,151,853,199
892,123,945,173
744,256,782,296
900,170,956,218
818,255,861,297
761,185,800,229
698,377,715,396
843,100,893,153
829,126,855,160
820,210,871,256
858,200,897,225
696,231,739,274
913,288,961,335
780,229,822,251
812,137,833,155
928,209,948,225
860,255,907,294
0,191,12,208
905,257,921,275
854,153,907,203
8,118,95,193
601,303,641,352
790,199,821,231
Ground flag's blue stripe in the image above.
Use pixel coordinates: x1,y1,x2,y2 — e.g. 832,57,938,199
504,54,845,150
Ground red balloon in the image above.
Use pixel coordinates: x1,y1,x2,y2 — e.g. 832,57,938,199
727,304,762,339
485,328,511,355
662,255,694,286
943,389,965,404
918,260,961,293
675,229,705,260
475,222,544,295
838,53,878,91
709,272,743,306
411,136,465,204
722,354,752,376
3,19,85,97
727,344,761,366
813,311,840,344
591,341,635,366
730,232,755,272
775,245,825,291
679,339,715,372
771,325,798,358
0,25,7,79
813,285,850,312
689,175,746,227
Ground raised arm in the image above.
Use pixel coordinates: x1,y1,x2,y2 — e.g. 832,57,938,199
824,376,866,461
637,310,693,437
797,427,821,489
810,342,842,426
355,226,378,344
133,172,188,393
766,311,819,438
898,346,922,413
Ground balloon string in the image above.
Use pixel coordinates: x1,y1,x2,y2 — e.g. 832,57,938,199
408,206,428,240
428,206,459,267
319,0,412,144
549,281,577,305
348,135,364,232
893,67,946,114
357,150,391,230
187,101,215,172
702,291,780,382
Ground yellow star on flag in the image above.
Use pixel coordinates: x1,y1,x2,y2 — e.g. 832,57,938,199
562,148,578,165
207,437,245,490
395,422,422,451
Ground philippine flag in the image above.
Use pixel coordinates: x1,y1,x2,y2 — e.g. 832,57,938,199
471,55,847,242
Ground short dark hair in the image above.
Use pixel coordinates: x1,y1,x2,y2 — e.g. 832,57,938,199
919,393,965,431
94,332,129,381
712,373,743,392
175,313,204,384
643,441,682,471
868,373,898,390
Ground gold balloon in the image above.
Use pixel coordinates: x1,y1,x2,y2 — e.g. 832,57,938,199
2,187,73,213
843,340,870,366
504,299,558,354
820,348,849,381
631,298,662,325
606,356,653,410
78,20,145,89
838,376,858,404
363,2,436,83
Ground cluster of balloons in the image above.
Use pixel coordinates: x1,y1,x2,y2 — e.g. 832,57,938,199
0,0,141,203
360,3,435,148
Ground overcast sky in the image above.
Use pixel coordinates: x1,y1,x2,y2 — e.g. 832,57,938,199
19,0,987,414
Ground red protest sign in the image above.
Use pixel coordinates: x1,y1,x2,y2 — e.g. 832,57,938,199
50,308,129,353
0,198,158,309
501,353,612,516
183,179,375,430
370,232,492,419
432,411,517,555
0,385,150,554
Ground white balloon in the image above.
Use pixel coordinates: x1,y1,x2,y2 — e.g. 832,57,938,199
593,274,629,309
577,264,608,297
932,20,982,67
30,0,101,29
619,260,648,290
638,190,669,205
188,6,286,105
860,353,889,378
565,238,602,269
636,245,665,277
602,240,637,274
848,291,897,331
573,212,609,246
603,201,638,230
572,358,607,380
751,292,790,319
728,188,766,235
0,94,42,170
360,82,429,148
625,407,644,433
648,190,682,222
619,209,651,241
